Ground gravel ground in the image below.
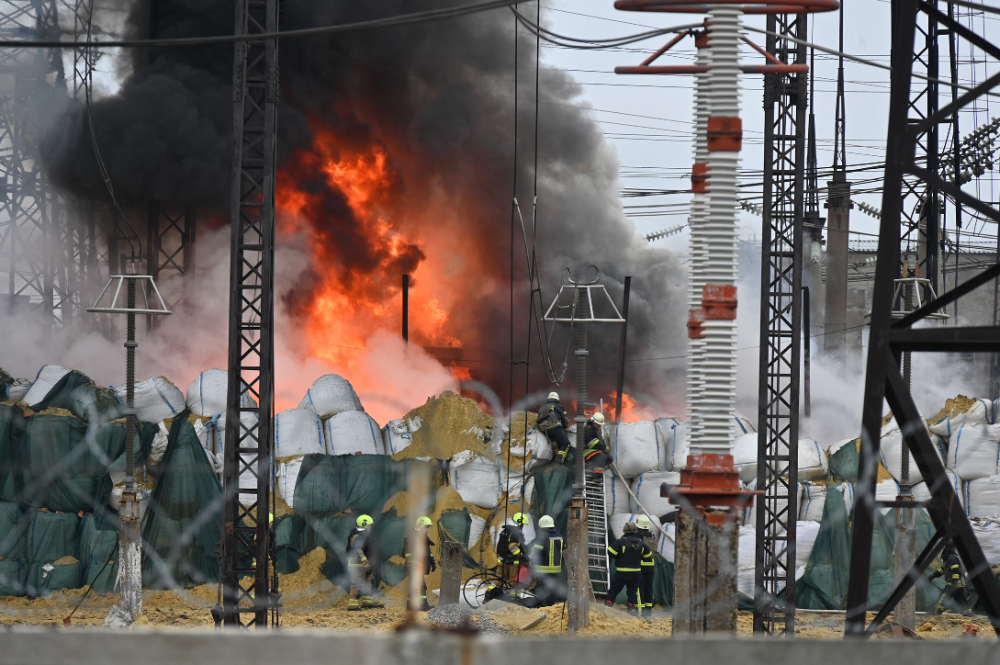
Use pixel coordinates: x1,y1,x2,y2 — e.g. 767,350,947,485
426,603,505,634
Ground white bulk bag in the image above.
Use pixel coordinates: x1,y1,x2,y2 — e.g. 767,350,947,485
217,411,260,454
630,471,682,518
187,369,256,417
238,453,269,505
874,478,900,515
449,455,501,509
610,421,663,477
732,433,759,484
276,456,304,510
274,409,325,458
799,482,827,522
608,512,639,540
656,524,676,562
383,416,422,456
731,414,756,437
795,521,821,569
194,417,222,455
798,439,829,481
604,471,633,515
947,423,1000,480
23,365,72,406
971,521,1000,564
737,525,757,598
965,475,1000,519
117,377,185,424
930,397,994,437
910,470,962,503
298,374,363,419
879,422,945,485
499,466,535,503
323,411,384,456
468,514,487,550
655,418,684,472
5,378,30,402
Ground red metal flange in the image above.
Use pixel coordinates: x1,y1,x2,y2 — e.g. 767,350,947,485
663,453,762,525
615,0,840,15
691,162,709,193
702,284,737,320
687,308,705,339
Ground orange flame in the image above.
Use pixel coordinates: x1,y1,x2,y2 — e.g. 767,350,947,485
607,392,660,423
276,127,470,389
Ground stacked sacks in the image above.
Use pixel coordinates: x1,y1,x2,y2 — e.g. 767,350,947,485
115,376,185,424
324,411,383,456
929,395,996,439
656,417,686,471
493,411,553,473
22,365,72,406
879,418,945,484
25,510,81,596
946,423,1000,480
274,409,325,510
609,420,664,477
298,374,363,418
79,513,118,593
965,475,1000,519
0,502,26,595
630,471,681,519
743,480,803,531
382,416,421,456
449,453,501,509
604,471,632,516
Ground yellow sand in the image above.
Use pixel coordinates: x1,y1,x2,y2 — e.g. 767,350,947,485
497,412,542,471
52,556,78,566
930,394,980,425
391,392,494,462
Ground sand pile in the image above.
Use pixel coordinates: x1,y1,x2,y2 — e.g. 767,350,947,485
497,412,539,470
392,392,495,462
930,394,980,424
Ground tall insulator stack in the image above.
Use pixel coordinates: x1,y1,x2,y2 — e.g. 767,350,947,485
694,6,742,454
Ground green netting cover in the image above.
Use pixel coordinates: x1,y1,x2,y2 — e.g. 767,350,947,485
274,514,309,575
315,514,355,584
28,370,93,412
373,507,408,588
21,414,153,512
27,510,79,563
829,439,860,482
80,513,119,594
294,455,443,522
652,554,674,607
142,412,223,589
528,466,575,538
796,482,945,611
67,385,122,423
0,501,26,560
0,558,25,596
0,404,27,503
27,561,81,596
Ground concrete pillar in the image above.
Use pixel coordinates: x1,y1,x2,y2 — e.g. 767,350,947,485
672,511,738,634
894,503,916,629
439,542,463,606
566,499,591,632
823,177,851,367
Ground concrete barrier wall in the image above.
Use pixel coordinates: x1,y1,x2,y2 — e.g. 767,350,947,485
6,627,1000,665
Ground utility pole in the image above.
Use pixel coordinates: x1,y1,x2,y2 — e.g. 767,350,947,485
543,269,625,632
222,0,280,629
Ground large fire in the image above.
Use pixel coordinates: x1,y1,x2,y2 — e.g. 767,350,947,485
277,129,464,372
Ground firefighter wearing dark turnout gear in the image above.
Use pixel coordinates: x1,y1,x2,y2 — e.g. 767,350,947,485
635,516,656,617
537,394,572,464
496,515,530,596
931,543,972,615
605,523,652,615
346,516,384,610
530,515,564,607
583,418,609,477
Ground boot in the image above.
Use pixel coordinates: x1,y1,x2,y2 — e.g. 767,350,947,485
347,597,361,611
362,596,385,609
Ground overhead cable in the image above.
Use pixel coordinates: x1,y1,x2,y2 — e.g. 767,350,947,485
0,0,536,48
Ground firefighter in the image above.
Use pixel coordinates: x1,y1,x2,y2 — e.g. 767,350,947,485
537,392,572,464
605,521,652,615
403,516,437,611
495,512,529,597
346,514,383,610
931,541,973,616
635,515,657,617
530,515,564,607
583,412,610,478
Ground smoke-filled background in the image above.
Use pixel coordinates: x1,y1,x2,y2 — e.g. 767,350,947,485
3,0,690,423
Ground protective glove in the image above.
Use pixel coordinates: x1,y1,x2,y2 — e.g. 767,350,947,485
430,560,437,572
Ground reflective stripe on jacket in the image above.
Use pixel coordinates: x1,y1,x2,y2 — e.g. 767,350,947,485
532,528,565,574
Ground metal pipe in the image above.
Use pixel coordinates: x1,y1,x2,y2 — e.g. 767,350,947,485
614,276,632,422
803,285,810,419
402,274,409,343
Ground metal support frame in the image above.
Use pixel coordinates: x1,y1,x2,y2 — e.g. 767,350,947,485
844,0,1000,637
0,0,70,331
221,0,279,629
753,10,806,637
145,204,195,330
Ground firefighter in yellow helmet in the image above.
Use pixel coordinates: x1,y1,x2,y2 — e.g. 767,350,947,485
404,516,437,611
496,512,530,597
635,515,657,617
530,514,564,607
346,514,383,610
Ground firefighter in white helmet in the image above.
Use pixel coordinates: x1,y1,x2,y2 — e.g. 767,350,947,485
537,392,572,464
583,412,610,479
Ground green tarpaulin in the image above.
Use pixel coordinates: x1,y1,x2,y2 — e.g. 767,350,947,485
829,439,860,482
27,510,79,564
0,501,25,560
0,558,25,596
0,404,27,503
528,465,575,539
28,371,93,413
80,513,119,594
142,412,223,589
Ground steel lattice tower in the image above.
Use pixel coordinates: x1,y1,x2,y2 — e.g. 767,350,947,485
0,0,70,331
753,11,806,636
221,0,279,629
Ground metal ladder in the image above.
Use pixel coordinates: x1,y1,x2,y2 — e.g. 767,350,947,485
584,472,610,597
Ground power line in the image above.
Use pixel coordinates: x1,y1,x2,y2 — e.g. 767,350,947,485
0,0,536,48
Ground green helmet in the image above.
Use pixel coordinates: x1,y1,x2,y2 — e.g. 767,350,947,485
512,512,528,526
636,515,650,530
538,515,555,529
356,514,373,528
416,516,433,529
